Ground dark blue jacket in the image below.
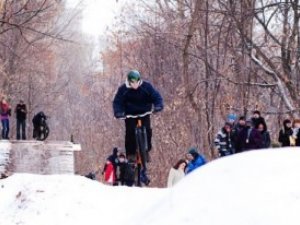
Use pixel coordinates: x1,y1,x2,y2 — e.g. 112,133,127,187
113,80,163,116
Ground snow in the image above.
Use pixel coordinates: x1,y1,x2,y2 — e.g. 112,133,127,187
1,148,300,225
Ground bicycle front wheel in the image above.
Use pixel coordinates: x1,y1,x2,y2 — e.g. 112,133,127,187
135,127,147,170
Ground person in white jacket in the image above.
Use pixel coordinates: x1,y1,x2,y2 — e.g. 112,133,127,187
167,159,187,187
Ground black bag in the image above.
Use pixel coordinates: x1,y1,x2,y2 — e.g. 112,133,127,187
85,172,96,180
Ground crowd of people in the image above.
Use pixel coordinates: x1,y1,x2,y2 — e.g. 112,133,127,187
96,109,300,188
214,110,300,157
0,96,48,141
94,146,206,188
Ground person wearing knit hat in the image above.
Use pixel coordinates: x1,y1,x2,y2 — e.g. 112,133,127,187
227,113,237,125
185,147,206,174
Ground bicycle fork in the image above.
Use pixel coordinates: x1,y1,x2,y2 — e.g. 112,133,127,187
135,119,149,186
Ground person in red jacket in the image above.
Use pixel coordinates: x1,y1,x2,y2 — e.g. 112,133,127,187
103,160,116,185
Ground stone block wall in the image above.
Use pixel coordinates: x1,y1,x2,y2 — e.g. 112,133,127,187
0,140,81,175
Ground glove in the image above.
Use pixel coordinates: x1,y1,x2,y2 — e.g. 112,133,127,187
115,112,125,119
153,106,162,113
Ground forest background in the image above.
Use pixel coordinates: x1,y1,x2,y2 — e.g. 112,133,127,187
1,0,299,186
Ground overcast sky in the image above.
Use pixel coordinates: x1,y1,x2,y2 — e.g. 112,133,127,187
67,0,122,36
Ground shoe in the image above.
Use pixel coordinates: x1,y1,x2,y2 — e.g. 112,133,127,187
146,151,151,163
140,169,150,186
143,178,150,186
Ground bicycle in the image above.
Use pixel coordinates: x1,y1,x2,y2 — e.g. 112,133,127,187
122,111,152,187
33,112,50,141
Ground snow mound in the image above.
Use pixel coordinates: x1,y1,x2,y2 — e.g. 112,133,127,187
1,148,300,225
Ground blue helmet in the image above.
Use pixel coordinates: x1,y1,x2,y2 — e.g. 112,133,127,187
127,70,141,82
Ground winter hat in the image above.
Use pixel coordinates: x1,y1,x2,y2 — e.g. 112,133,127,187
227,113,237,122
112,147,118,155
188,147,199,158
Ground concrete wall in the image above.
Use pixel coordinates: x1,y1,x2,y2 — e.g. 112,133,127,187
0,141,11,175
0,140,81,175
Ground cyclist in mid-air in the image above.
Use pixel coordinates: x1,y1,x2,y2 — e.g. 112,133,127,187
113,70,163,178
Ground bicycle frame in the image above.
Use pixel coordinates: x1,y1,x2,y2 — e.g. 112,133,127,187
125,111,152,186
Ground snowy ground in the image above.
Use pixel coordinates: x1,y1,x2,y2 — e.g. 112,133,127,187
1,148,300,225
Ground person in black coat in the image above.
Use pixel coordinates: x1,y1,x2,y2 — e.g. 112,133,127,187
233,116,247,153
251,110,267,131
236,119,263,152
15,100,27,140
116,153,135,186
113,70,164,161
278,119,293,147
257,122,271,148
32,111,48,139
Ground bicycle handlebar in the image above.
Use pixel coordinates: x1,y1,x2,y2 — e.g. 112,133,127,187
121,111,153,119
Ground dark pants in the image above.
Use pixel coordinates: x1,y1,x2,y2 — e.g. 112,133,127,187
125,115,152,157
16,119,26,140
1,119,9,139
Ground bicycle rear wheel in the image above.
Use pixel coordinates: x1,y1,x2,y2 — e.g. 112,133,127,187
38,124,49,141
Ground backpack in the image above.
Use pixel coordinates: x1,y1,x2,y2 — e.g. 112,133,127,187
85,172,96,180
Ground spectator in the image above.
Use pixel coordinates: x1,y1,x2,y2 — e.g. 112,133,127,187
32,111,48,140
292,119,300,146
236,119,263,151
167,159,187,187
0,97,10,139
215,122,234,157
185,147,206,174
234,116,247,134
251,110,267,131
102,147,119,185
15,100,27,140
226,113,237,127
278,119,293,147
103,159,116,185
116,153,135,186
233,116,247,153
214,122,235,157
257,122,271,148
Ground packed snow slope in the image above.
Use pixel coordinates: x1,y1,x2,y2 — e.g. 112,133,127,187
1,148,300,225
